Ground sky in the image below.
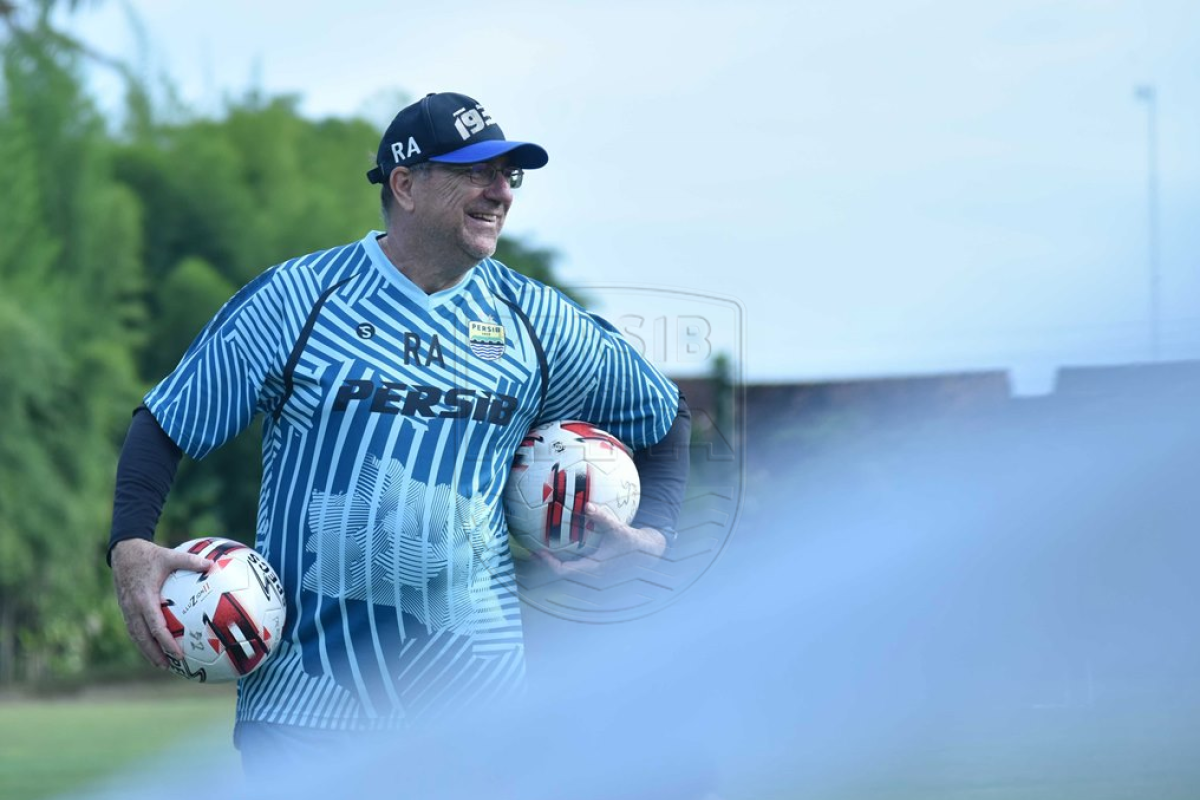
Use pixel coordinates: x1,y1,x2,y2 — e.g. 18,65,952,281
59,0,1200,387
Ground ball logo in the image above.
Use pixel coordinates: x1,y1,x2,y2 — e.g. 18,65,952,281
356,323,376,339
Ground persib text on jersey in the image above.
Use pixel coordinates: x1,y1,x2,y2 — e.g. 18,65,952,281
334,380,519,425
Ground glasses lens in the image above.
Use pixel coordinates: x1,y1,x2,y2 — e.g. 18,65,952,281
454,164,523,188
463,164,489,186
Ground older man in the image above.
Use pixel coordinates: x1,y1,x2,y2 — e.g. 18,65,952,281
108,92,689,767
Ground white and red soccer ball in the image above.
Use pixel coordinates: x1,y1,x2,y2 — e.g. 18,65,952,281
159,538,285,683
504,420,641,559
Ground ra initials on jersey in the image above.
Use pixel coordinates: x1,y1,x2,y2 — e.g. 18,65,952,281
399,332,444,367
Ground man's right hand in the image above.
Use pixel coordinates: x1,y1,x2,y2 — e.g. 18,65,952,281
110,539,212,669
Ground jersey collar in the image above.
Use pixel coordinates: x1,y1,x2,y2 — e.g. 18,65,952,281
362,231,477,309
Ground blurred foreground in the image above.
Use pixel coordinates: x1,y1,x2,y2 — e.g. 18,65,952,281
35,360,1200,799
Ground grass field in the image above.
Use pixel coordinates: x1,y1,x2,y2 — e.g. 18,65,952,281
0,685,235,800
5,685,1200,799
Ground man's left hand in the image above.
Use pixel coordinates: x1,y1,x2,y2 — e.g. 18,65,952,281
532,502,667,577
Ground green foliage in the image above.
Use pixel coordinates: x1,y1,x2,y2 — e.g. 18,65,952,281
113,94,380,291
493,237,559,285
0,17,141,683
147,256,235,378
493,237,588,305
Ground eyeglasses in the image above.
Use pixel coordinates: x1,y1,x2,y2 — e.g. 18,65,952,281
437,163,525,189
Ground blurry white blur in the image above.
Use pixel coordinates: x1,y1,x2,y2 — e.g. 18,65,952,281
58,364,1200,799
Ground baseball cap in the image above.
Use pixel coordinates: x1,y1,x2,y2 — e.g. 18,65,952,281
366,92,549,184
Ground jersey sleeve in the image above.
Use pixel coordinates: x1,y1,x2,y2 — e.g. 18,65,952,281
536,290,679,451
143,266,288,460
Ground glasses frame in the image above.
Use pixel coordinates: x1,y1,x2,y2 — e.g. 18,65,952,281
432,162,524,189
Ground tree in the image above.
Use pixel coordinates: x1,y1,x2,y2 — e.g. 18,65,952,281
0,10,144,683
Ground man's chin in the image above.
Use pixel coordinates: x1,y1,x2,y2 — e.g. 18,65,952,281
461,237,499,263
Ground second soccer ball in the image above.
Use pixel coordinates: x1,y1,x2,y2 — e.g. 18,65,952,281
504,420,641,560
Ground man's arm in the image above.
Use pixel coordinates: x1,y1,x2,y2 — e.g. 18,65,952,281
109,407,211,668
630,392,691,546
109,407,182,563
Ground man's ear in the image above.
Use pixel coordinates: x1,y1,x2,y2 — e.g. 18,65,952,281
389,167,417,213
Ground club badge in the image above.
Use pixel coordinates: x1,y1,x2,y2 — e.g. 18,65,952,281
468,320,506,361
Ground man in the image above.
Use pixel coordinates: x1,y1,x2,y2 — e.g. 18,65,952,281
109,92,689,767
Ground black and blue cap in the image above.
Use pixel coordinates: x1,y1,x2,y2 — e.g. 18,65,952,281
366,92,549,184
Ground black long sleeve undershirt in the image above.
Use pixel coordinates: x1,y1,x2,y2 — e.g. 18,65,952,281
106,406,182,565
108,394,692,563
631,394,691,542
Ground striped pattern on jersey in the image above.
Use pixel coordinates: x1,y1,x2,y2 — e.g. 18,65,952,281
145,231,678,730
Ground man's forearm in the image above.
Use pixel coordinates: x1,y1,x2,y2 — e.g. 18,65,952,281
108,406,182,565
631,393,691,544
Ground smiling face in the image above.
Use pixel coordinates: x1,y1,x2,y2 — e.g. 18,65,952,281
410,158,515,265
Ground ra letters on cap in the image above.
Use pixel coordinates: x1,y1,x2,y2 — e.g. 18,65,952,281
391,136,422,163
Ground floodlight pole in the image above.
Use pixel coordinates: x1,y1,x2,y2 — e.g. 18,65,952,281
1134,84,1160,361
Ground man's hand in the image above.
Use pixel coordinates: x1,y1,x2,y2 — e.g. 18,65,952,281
110,539,211,668
533,502,667,578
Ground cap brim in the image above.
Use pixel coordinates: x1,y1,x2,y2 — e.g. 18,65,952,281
430,140,549,169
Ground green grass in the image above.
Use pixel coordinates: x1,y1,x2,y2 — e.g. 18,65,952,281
8,687,1200,800
0,685,235,800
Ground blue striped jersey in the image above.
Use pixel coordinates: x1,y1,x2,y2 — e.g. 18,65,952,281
144,231,679,729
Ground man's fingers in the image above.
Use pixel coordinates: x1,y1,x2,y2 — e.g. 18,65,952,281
532,549,572,577
531,548,605,579
583,502,624,532
133,593,176,665
531,548,560,572
148,609,184,661
111,539,200,668
170,551,213,574
123,609,169,669
155,555,203,660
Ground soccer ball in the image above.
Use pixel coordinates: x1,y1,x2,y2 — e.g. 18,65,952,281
504,421,641,560
159,538,286,683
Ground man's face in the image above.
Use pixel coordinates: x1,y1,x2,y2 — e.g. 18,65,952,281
411,158,515,264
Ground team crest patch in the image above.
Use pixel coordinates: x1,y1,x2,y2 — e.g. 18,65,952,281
468,320,506,360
